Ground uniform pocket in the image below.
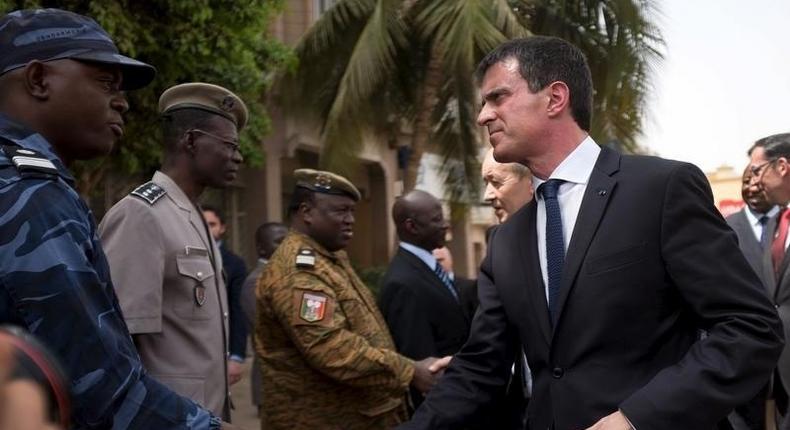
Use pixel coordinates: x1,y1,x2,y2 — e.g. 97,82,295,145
173,251,215,320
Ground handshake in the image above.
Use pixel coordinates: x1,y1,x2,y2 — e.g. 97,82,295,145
411,356,452,394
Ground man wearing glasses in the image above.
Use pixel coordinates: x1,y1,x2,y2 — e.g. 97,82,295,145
99,83,247,423
748,133,790,429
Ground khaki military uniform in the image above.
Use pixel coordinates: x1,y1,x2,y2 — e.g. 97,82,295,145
256,231,414,430
99,170,230,418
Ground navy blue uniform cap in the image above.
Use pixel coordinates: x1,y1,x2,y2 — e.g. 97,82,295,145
0,8,156,90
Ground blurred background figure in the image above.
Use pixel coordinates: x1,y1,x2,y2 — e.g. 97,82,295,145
0,325,69,430
747,134,790,430
481,147,534,223
725,162,779,430
378,190,468,411
240,222,287,416
203,205,249,386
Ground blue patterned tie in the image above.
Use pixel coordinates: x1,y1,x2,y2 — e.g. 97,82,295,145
759,215,770,249
434,262,459,301
539,179,565,323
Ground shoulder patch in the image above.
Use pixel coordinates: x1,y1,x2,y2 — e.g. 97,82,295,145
1,145,58,177
130,182,167,205
299,292,328,322
295,248,316,268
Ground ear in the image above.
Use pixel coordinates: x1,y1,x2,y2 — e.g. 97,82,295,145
299,202,314,225
778,158,790,177
23,61,50,100
404,218,419,235
183,130,197,155
546,81,571,119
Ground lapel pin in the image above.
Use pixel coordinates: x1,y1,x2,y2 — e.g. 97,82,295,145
598,189,607,196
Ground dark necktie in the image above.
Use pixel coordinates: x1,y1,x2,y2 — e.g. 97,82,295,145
759,215,770,249
434,262,459,301
539,179,565,323
772,209,790,274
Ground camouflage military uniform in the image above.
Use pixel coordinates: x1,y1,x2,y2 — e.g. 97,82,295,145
0,113,221,429
256,230,414,430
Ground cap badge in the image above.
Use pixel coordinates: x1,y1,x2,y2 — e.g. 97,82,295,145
220,95,235,112
314,174,332,190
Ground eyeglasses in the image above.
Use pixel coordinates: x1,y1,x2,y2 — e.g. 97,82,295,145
188,129,240,152
750,158,778,177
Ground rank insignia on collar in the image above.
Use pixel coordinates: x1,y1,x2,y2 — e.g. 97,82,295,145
131,181,167,205
296,248,316,268
194,284,207,306
299,292,327,322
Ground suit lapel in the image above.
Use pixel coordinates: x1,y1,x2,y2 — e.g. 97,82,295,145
516,202,552,346
553,148,619,329
399,249,463,308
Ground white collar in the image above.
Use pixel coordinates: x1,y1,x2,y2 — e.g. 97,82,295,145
533,135,600,191
399,242,437,271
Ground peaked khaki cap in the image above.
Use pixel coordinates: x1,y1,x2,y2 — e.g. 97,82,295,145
294,169,361,201
158,82,248,129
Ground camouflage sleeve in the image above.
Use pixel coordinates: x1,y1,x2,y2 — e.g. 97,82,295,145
98,198,166,334
271,272,414,392
0,178,219,429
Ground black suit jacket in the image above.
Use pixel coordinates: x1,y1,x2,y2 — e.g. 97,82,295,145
220,245,248,359
726,208,776,293
401,148,783,430
378,248,470,360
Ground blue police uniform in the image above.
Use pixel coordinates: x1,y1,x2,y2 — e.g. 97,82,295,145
0,113,221,430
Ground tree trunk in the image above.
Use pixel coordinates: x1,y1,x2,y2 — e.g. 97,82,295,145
404,46,443,191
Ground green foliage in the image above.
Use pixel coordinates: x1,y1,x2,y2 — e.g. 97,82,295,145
356,264,388,298
279,0,663,208
0,0,293,191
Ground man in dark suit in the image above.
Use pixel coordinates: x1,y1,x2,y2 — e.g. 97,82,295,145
379,190,470,409
400,36,783,430
748,133,790,429
726,164,779,430
240,221,288,414
203,205,248,386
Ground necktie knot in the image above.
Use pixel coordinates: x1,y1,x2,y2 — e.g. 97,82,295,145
759,215,769,225
539,179,564,200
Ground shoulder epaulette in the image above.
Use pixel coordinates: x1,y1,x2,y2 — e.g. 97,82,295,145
130,182,166,205
1,145,58,177
295,248,316,268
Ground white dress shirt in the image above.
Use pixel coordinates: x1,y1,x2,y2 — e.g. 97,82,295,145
743,206,779,243
533,136,601,301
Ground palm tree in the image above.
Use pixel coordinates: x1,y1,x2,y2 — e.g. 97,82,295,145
277,0,662,202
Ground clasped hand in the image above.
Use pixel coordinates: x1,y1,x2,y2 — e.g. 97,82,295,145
411,356,452,394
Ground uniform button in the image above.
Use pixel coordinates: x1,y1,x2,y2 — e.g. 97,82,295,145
776,304,780,309
197,271,203,277
552,367,564,379
224,312,229,318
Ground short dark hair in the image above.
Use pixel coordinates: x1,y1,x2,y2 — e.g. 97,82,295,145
476,36,593,132
255,222,286,245
750,133,790,159
287,186,315,219
161,108,217,155
201,204,224,224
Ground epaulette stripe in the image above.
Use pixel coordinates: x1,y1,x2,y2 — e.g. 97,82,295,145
13,156,56,170
130,182,167,205
0,145,58,177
